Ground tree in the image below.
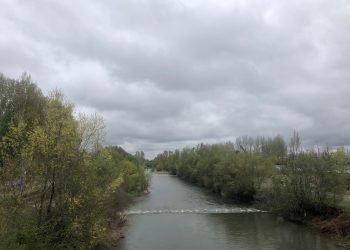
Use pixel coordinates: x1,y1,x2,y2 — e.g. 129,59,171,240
0,73,150,249
0,73,45,137
78,112,105,153
290,130,301,155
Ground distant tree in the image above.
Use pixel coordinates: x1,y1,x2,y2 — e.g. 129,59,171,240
289,130,301,155
271,135,287,160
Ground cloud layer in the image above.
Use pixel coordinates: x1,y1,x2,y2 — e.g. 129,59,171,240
1,0,349,157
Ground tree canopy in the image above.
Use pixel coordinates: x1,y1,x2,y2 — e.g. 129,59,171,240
0,73,149,249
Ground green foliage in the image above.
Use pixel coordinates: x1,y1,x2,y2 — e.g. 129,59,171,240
153,143,275,202
270,150,345,218
152,134,347,218
338,200,350,213
0,73,148,249
0,73,45,138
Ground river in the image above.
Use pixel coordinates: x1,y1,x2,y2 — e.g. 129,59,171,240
115,173,344,250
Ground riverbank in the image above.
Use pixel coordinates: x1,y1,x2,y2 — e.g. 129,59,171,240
95,215,128,249
259,199,350,248
99,188,151,249
309,212,350,248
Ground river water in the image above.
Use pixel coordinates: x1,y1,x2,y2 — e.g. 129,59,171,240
116,173,344,250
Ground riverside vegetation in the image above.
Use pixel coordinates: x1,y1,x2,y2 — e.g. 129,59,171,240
150,133,350,241
0,73,149,249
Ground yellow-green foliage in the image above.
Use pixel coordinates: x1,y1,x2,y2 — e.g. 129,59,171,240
108,176,124,193
0,74,149,249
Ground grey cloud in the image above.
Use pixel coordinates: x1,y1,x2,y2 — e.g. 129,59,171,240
0,0,349,157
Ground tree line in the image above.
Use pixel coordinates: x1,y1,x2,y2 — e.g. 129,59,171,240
151,132,349,220
0,73,148,249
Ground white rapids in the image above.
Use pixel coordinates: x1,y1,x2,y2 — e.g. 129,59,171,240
125,208,267,215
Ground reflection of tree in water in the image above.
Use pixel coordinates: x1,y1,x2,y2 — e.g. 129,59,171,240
205,213,342,250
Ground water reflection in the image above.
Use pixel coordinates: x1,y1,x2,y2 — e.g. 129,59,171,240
115,174,344,250
206,213,342,250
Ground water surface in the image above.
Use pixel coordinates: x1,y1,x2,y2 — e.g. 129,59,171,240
116,173,344,250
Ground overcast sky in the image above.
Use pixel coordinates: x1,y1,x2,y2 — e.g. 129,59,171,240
1,0,349,158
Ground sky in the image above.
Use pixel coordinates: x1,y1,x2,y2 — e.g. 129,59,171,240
0,0,349,158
